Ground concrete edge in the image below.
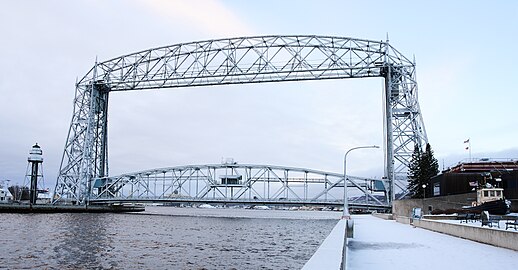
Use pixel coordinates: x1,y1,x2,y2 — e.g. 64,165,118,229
0,203,145,213
412,218,518,251
394,215,411,224
302,219,347,270
372,213,393,220
393,215,518,251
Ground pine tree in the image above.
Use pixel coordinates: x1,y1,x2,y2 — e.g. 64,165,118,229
407,143,439,198
407,144,422,198
420,143,439,198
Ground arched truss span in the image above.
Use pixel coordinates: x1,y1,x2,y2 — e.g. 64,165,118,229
53,35,427,205
91,163,387,207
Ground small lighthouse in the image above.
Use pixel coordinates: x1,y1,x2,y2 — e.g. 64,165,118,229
27,143,43,205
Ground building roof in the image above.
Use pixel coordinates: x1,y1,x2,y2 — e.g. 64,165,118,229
447,160,518,173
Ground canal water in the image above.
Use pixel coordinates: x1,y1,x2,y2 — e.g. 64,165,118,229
0,207,339,269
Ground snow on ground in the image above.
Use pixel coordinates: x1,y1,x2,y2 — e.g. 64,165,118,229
348,215,518,270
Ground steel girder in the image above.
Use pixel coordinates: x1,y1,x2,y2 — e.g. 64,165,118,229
90,163,387,207
53,35,427,205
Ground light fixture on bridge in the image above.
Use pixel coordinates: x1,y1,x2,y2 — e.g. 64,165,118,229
343,145,380,220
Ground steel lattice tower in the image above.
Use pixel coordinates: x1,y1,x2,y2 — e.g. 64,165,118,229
53,35,427,205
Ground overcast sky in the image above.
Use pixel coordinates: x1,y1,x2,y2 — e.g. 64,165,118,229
1,0,517,189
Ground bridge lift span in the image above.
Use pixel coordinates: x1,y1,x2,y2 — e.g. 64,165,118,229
90,163,388,210
53,35,427,206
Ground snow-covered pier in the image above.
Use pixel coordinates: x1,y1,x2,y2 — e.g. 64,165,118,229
347,215,518,269
303,214,518,270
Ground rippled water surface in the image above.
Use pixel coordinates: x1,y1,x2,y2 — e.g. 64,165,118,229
0,207,339,269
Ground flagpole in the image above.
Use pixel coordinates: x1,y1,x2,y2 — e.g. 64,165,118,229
469,140,472,161
464,139,471,162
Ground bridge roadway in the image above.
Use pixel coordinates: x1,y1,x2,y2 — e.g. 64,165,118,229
89,198,391,212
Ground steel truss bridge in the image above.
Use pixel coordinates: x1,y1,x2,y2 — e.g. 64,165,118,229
90,163,388,210
53,35,427,207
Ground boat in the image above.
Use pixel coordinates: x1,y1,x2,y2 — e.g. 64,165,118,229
462,186,511,215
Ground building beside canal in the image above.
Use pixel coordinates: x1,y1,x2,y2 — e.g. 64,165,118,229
429,159,518,211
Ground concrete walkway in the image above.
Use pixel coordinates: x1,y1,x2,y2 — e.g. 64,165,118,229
348,215,518,270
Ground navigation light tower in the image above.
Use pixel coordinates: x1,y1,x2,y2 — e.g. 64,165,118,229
27,144,44,205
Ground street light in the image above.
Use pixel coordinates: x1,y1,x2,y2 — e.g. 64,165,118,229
422,184,427,199
343,145,380,219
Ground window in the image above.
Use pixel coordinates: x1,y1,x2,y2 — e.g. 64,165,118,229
484,191,489,197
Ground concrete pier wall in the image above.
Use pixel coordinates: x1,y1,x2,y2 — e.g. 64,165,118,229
384,199,518,252
413,218,518,251
302,219,347,270
392,193,476,218
0,203,145,213
371,212,392,220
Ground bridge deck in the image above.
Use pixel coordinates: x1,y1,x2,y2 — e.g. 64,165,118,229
89,198,390,211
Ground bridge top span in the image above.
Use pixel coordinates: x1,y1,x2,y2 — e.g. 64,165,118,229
79,35,414,91
105,35,389,60
105,163,345,179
